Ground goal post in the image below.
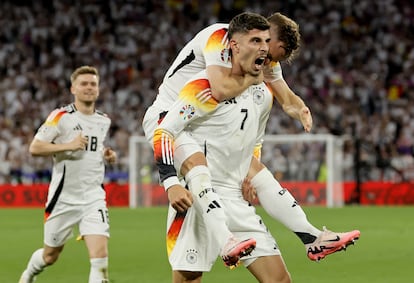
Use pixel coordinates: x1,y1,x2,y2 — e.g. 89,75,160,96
262,134,344,208
128,134,344,208
128,135,150,208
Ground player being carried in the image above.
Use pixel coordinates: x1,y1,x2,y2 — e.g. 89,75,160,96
143,12,360,271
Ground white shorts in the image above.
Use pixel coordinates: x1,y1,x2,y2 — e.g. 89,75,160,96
143,104,203,175
166,196,280,271
44,199,110,247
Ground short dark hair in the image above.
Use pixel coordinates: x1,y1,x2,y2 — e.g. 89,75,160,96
228,12,270,39
268,12,301,63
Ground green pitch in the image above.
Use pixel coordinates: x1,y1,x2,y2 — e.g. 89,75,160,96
1,206,413,283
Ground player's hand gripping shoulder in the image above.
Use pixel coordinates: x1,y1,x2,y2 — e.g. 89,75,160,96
104,147,117,164
167,184,193,213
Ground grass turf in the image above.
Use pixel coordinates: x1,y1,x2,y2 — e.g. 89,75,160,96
1,206,413,282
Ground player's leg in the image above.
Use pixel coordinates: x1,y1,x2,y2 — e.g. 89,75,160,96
247,255,291,283
247,157,321,242
80,201,110,283
19,245,64,283
175,135,256,267
84,235,109,283
19,205,77,283
247,156,360,261
179,150,234,246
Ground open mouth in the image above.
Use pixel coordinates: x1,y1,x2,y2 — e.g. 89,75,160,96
255,57,265,65
254,56,266,71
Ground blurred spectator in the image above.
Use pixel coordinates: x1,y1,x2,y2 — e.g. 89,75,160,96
0,0,413,183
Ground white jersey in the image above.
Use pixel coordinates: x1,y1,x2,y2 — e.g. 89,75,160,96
150,22,284,111
144,22,284,145
188,83,273,197
153,23,231,110
165,77,276,271
35,103,111,207
147,22,283,186
152,69,272,185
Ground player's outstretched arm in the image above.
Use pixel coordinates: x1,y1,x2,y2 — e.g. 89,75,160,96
268,78,312,132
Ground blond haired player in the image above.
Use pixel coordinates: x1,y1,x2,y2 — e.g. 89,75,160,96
19,66,116,283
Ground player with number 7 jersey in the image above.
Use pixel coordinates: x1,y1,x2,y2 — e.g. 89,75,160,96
145,12,360,282
144,12,271,271
154,73,272,197
153,68,282,276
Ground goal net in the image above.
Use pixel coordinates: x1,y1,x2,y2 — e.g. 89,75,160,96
128,134,344,208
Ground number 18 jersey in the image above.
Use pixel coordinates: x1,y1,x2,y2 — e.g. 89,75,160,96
35,104,111,208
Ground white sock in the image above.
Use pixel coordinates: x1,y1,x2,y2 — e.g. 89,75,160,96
185,165,233,248
251,168,321,244
23,248,47,279
89,257,109,283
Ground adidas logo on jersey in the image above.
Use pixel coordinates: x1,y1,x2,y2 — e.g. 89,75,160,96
224,97,237,104
73,124,83,131
206,200,221,213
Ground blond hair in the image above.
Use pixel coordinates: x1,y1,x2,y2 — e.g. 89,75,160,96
268,12,301,63
70,66,99,84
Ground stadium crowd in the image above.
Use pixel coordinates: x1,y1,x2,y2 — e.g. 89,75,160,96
0,0,413,184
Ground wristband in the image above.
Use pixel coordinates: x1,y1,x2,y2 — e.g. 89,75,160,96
163,176,181,191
